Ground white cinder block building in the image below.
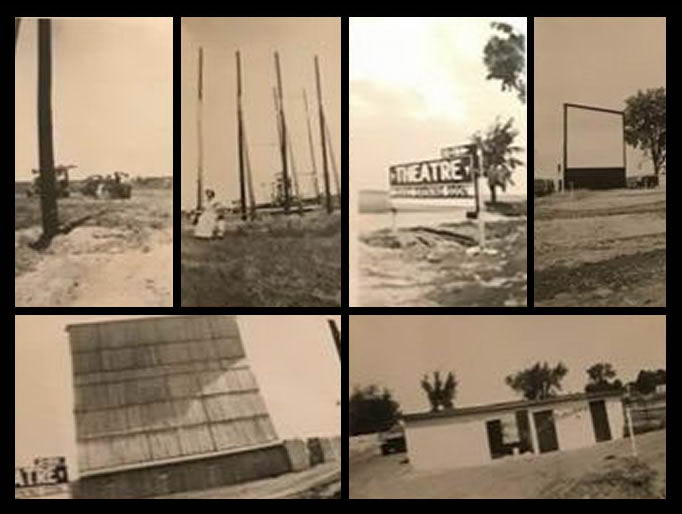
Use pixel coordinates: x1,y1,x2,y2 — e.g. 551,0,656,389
403,392,624,471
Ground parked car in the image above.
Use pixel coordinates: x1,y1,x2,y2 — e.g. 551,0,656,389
379,424,407,455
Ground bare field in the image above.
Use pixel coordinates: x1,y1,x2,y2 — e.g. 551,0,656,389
350,430,665,499
357,216,527,307
181,212,341,307
534,188,666,306
15,188,172,307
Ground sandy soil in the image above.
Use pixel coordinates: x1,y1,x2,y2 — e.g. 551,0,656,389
350,430,665,499
357,216,527,307
534,188,666,306
15,189,172,307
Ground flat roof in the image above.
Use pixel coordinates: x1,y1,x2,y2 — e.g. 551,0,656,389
403,391,623,423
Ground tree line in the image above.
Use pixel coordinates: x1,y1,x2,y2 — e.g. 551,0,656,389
349,362,666,436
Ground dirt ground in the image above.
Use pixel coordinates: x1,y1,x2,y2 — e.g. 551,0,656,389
534,188,666,306
15,188,172,307
181,212,341,307
357,215,527,307
350,430,665,499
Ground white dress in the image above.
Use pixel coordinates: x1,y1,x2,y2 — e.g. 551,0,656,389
194,199,220,239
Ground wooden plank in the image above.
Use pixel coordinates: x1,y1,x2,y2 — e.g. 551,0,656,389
148,429,182,460
172,398,207,426
177,425,215,455
73,351,101,375
166,373,198,398
156,342,191,365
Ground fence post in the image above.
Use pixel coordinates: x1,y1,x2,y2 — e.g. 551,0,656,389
625,405,638,458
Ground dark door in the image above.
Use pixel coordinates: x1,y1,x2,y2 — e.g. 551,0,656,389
589,400,612,442
486,419,504,459
533,410,559,453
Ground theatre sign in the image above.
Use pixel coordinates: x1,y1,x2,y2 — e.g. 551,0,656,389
15,456,70,499
389,144,479,201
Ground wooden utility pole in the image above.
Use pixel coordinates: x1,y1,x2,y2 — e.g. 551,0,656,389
37,19,59,241
315,56,332,214
15,18,21,51
324,118,340,200
303,89,321,200
197,47,204,212
274,52,290,214
236,51,247,221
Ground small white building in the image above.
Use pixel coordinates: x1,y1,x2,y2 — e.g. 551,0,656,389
403,392,624,471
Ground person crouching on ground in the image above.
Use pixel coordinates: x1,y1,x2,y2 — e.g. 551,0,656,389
194,189,225,240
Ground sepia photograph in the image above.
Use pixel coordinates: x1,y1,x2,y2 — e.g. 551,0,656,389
349,315,666,499
14,18,173,307
15,315,341,499
180,18,341,307
349,17,527,307
534,17,666,307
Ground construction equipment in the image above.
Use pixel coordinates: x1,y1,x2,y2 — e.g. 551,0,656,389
81,173,132,199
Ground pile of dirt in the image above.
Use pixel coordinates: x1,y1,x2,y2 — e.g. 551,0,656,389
540,458,664,499
358,219,527,307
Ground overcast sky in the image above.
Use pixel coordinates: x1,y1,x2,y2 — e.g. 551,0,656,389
350,17,527,195
15,18,173,181
180,18,340,209
350,315,665,414
15,315,340,476
534,17,666,178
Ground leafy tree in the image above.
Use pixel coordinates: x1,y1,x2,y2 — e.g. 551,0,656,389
483,22,526,104
584,362,624,393
349,385,401,436
471,117,524,203
420,371,457,412
628,369,666,395
624,88,666,175
505,361,568,400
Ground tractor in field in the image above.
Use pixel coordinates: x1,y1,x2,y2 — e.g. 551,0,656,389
81,172,132,199
25,164,75,198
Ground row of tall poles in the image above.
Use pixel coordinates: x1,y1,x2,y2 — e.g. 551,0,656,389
196,48,338,219
16,18,60,247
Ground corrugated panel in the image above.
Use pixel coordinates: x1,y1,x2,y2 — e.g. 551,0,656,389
188,340,218,361
101,348,135,370
69,325,100,353
166,373,198,398
156,317,191,343
156,342,191,365
148,429,182,460
84,437,116,470
204,392,267,422
78,409,128,438
215,336,244,359
124,377,167,405
112,433,151,466
172,399,207,426
185,317,214,342
199,371,229,395
140,401,177,430
178,425,215,455
209,316,240,338
223,367,258,391
73,352,101,375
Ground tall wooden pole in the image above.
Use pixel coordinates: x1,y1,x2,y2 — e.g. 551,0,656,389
274,52,290,214
15,18,21,52
315,55,332,214
324,118,340,199
303,89,321,200
37,19,59,240
236,51,247,221
197,47,204,211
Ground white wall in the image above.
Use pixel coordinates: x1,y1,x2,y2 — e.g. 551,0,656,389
406,397,625,470
237,316,341,441
405,414,490,471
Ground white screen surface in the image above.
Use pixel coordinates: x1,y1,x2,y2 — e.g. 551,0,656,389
566,107,624,168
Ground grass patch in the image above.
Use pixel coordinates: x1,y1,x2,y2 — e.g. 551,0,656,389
182,214,340,306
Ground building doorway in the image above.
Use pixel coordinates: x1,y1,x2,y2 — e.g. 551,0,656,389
533,410,559,453
589,400,612,442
